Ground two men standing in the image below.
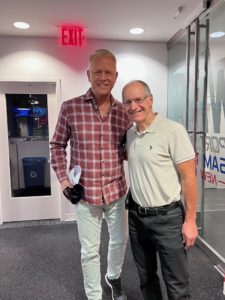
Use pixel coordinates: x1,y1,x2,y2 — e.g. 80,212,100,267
51,50,198,300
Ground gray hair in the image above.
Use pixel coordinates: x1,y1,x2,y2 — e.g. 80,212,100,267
89,49,117,66
122,80,153,100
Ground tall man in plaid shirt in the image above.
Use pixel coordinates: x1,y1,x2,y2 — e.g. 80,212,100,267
50,49,131,300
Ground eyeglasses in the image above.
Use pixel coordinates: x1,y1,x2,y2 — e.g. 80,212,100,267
123,95,149,106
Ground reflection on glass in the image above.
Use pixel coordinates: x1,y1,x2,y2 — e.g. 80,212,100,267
168,0,225,263
6,94,51,197
168,34,187,125
202,8,225,257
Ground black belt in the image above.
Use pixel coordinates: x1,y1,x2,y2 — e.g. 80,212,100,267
131,200,181,216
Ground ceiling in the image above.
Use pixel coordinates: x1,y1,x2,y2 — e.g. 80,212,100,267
0,0,206,42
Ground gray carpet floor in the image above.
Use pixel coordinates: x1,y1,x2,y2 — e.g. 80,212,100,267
0,220,224,300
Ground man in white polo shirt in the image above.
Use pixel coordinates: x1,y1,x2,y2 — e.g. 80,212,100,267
122,80,198,300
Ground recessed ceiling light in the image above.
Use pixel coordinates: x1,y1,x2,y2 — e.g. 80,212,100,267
210,31,225,38
129,27,144,35
13,22,30,29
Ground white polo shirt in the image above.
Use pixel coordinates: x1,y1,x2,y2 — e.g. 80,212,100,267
126,113,195,207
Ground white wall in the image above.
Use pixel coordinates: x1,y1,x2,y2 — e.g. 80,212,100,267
0,36,167,112
0,36,168,221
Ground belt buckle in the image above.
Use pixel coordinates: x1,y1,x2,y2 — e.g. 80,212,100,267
138,206,148,215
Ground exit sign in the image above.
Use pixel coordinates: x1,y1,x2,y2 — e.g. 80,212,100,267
58,25,86,47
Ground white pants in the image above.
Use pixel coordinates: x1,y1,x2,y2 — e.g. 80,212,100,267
76,196,128,300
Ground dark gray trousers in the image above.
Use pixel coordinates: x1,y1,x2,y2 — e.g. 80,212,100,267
129,199,190,300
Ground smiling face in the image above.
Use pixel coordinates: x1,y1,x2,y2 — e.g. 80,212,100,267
87,56,118,101
123,81,154,129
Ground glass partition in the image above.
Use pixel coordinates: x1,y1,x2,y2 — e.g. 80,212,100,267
168,0,225,265
167,34,187,126
202,2,225,259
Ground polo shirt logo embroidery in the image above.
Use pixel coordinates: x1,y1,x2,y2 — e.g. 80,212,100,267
149,146,152,150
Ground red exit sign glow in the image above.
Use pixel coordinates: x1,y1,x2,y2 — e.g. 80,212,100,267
58,25,86,47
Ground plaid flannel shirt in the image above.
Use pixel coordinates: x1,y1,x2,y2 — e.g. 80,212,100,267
50,89,131,205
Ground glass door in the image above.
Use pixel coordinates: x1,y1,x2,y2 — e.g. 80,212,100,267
201,2,225,263
186,18,209,235
168,1,225,270
168,18,209,233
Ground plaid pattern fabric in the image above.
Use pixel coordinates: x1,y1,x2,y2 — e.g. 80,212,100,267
50,89,131,205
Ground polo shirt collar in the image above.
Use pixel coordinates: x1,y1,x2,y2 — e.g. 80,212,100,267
135,113,163,135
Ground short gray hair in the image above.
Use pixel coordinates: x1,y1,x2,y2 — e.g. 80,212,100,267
89,49,117,65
